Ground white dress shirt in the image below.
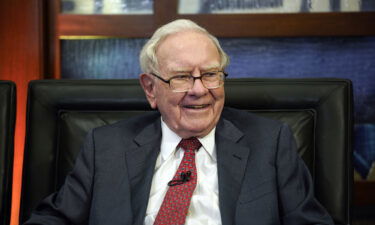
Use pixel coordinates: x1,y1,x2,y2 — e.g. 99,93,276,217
144,118,222,225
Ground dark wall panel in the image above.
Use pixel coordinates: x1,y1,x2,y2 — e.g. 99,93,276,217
61,38,146,78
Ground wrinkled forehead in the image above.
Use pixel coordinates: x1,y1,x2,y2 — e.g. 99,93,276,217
156,31,221,72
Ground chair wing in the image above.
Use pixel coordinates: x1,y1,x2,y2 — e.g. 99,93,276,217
0,81,16,225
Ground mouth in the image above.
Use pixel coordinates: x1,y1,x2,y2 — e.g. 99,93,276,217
183,104,210,109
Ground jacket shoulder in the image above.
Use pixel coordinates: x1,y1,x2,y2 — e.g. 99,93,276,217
222,107,284,133
92,111,160,138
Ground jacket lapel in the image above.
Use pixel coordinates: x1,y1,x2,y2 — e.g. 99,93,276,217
125,119,162,225
216,118,251,225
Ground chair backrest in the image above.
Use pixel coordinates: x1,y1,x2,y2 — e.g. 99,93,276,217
0,81,16,225
20,78,353,224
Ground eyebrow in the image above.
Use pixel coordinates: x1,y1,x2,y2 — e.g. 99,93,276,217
169,64,221,74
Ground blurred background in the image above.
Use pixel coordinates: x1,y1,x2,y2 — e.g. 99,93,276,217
1,0,374,224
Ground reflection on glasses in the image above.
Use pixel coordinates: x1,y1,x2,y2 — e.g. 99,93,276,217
150,71,228,92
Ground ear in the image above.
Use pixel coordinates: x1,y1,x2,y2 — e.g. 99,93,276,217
139,73,157,109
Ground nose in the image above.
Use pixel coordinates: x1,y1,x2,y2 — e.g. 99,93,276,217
187,76,209,96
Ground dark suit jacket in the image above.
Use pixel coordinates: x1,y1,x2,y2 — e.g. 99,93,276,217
25,107,334,225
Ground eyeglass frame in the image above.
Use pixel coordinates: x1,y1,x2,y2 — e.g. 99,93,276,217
149,71,228,92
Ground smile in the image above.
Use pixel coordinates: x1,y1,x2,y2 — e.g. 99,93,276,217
183,104,210,109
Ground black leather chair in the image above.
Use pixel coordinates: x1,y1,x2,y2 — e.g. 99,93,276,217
0,81,16,225
20,78,353,224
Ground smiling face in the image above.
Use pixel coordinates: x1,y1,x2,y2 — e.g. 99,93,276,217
140,30,225,138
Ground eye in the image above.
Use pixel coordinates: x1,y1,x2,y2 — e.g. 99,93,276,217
172,74,191,81
202,71,218,77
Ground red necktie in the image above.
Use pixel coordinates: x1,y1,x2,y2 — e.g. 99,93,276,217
154,137,202,225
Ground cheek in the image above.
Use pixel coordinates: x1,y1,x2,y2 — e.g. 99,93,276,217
153,87,169,108
212,89,225,106
157,92,185,116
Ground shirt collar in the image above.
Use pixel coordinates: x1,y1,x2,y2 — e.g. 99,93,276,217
198,126,216,161
160,118,217,162
160,118,181,161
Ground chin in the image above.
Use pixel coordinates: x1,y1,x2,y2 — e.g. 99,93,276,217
172,116,218,137
183,124,214,137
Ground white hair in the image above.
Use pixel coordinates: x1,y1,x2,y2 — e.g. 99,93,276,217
139,19,229,74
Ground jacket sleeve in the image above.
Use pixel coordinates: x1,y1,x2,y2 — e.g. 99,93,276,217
23,130,95,225
276,124,334,225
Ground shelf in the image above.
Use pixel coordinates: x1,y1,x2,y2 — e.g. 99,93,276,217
58,12,375,37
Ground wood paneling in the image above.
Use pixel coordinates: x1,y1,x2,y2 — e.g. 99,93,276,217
58,7,375,38
59,15,156,37
0,0,45,224
45,0,60,78
354,181,375,206
182,12,375,37
58,12,375,37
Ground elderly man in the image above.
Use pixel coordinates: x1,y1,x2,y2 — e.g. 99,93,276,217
25,19,333,225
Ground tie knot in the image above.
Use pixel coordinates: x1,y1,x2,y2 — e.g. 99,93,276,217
178,137,201,152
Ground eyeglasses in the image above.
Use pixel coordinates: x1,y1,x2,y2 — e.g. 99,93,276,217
150,71,228,92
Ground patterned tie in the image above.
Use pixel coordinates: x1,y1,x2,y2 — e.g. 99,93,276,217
154,137,202,225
